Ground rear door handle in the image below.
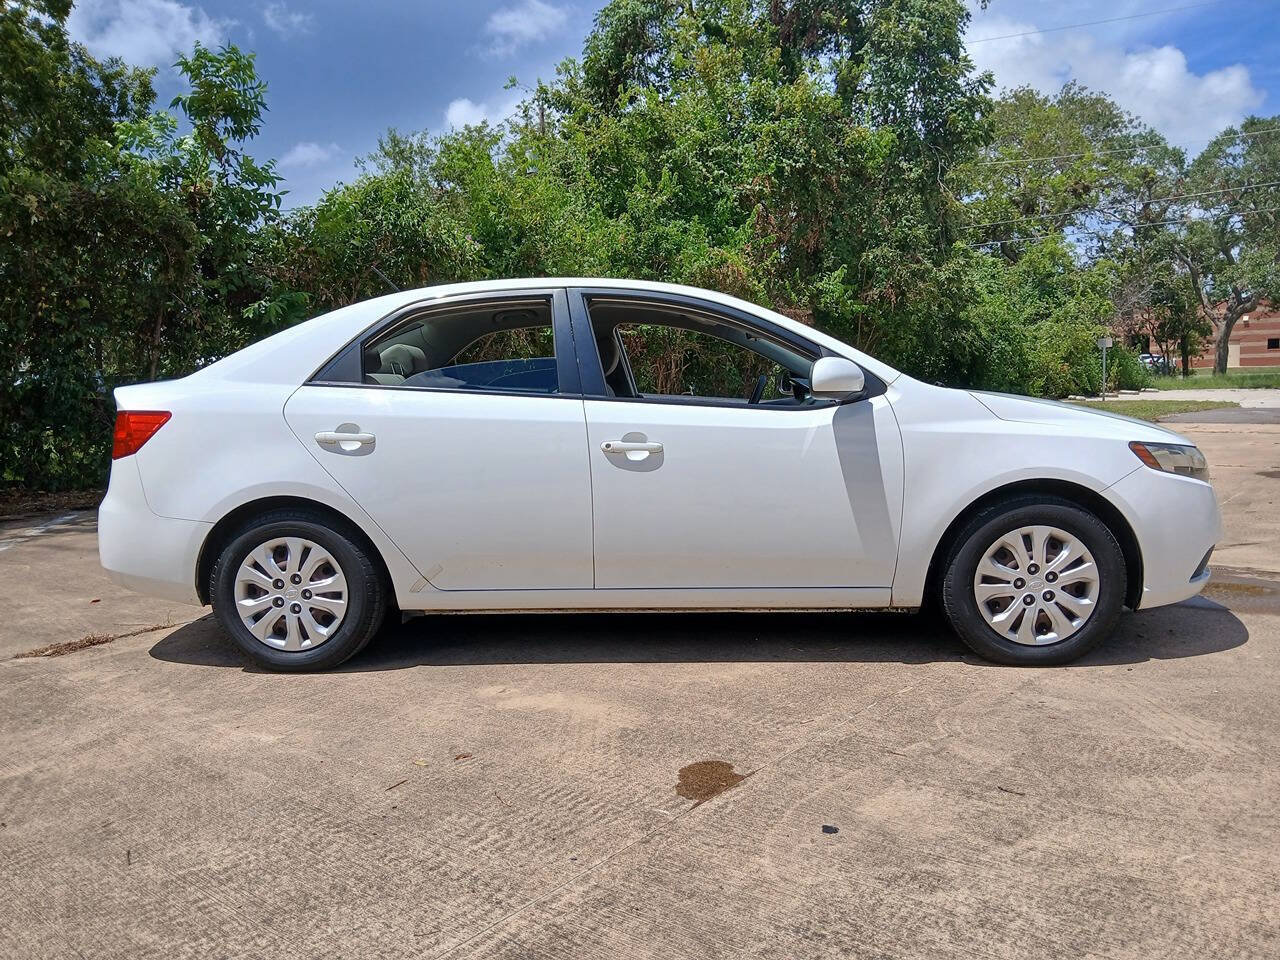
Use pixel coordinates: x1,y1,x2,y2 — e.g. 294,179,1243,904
315,431,375,446
601,440,662,454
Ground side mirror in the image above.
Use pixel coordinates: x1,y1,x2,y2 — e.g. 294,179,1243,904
810,356,865,400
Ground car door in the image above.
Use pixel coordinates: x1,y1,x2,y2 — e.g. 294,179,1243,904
571,288,902,591
284,289,594,591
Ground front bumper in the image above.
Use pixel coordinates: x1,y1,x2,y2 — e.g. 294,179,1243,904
98,458,209,606
1105,466,1222,610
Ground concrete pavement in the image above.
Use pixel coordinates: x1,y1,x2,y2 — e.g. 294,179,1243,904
1,420,1277,959
0,512,196,661
1176,423,1280,574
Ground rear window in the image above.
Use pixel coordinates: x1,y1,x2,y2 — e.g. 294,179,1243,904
363,299,558,394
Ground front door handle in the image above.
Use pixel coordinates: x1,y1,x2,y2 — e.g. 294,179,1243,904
316,431,375,445
315,428,376,456
601,440,662,454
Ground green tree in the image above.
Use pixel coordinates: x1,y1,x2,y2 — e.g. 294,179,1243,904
1151,271,1211,376
267,165,481,313
1,1,172,486
962,239,1120,397
534,0,993,379
17,0,1264,491
1175,116,1280,373
1,1,283,488
956,83,1182,261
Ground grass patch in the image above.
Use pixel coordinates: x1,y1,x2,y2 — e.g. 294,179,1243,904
1151,371,1280,390
1067,399,1239,422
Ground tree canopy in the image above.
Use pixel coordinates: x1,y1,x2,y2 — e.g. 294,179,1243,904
2,0,1278,489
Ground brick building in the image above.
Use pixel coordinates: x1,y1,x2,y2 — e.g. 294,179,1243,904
1193,301,1280,368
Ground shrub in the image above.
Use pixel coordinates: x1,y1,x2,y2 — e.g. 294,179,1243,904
1106,345,1151,391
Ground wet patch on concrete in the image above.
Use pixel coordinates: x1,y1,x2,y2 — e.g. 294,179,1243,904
1258,470,1280,480
1201,567,1280,616
1207,580,1274,596
676,760,746,806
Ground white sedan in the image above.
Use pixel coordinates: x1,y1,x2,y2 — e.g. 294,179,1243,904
99,279,1221,670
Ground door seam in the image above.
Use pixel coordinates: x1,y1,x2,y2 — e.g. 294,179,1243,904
280,385,430,583
581,398,598,588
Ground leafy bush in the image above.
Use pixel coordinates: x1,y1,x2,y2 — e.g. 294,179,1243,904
1106,345,1151,391
961,240,1120,398
1,5,287,489
6,0,1266,492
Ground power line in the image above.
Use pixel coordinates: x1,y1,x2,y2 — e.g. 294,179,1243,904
968,204,1280,249
973,124,1280,167
965,179,1280,231
967,1,1227,45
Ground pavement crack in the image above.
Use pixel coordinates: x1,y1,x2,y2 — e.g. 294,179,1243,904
12,621,192,659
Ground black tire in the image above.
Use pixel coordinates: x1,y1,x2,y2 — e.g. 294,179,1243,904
210,509,388,671
940,495,1126,666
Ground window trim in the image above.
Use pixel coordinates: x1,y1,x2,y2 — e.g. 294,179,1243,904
308,288,581,398
568,287,885,409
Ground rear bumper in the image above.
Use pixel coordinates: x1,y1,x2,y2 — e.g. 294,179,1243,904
98,458,209,606
1105,466,1221,610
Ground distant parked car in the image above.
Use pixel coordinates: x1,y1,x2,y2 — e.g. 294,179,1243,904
100,279,1220,670
1140,353,1174,375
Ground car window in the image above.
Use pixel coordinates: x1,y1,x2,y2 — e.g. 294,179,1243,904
363,299,558,394
586,299,819,405
619,324,789,400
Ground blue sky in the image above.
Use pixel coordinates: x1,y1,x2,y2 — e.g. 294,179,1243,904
65,0,1279,208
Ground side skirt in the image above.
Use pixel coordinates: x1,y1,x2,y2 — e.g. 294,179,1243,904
397,586,894,613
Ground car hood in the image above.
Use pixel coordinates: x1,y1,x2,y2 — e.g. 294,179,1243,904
969,391,1189,444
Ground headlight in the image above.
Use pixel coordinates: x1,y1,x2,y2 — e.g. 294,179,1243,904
1129,441,1209,482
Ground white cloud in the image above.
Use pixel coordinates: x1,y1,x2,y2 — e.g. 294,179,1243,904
279,141,342,170
67,0,229,67
967,10,1265,151
445,98,491,128
262,2,313,39
484,0,568,56
443,94,521,129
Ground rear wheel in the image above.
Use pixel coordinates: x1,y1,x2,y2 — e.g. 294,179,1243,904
210,509,388,671
941,496,1126,665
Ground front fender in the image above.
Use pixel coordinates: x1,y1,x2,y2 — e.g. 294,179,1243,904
886,385,1145,607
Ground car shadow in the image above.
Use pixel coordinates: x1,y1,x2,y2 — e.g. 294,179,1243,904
149,599,1248,673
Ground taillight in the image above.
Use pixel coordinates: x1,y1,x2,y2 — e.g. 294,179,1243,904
112,411,171,459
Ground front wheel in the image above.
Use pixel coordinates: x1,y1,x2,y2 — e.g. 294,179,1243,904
210,509,388,671
940,496,1127,665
